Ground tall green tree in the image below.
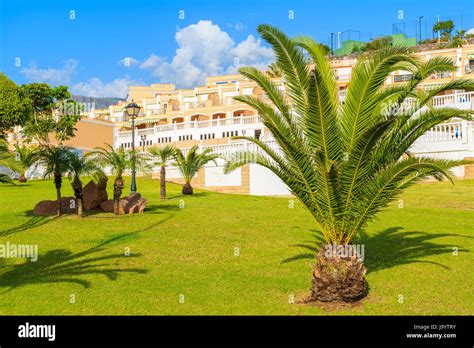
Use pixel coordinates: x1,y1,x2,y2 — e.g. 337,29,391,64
67,152,106,217
174,145,219,195
21,83,80,145
224,24,474,302
0,74,32,136
147,145,177,199
32,145,73,216
433,20,454,39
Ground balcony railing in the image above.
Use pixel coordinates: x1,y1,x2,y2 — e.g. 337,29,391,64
417,122,464,143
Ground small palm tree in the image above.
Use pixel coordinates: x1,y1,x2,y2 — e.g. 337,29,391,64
67,152,106,217
0,140,19,184
14,144,37,182
147,145,177,199
33,145,73,216
224,24,474,302
88,144,135,214
174,145,219,195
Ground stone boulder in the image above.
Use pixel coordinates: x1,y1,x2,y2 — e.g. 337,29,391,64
33,200,57,216
82,178,108,210
99,193,147,214
33,196,78,215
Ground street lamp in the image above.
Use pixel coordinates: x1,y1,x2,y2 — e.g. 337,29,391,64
140,134,147,152
437,15,440,44
418,16,424,44
125,100,141,194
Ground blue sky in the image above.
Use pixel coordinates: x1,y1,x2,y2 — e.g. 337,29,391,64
1,0,473,97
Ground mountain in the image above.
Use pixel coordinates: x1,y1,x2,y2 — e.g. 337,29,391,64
71,95,125,110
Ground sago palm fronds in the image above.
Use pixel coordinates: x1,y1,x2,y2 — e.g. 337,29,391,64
174,145,219,195
67,152,106,216
225,24,473,246
32,145,74,216
147,145,177,199
224,24,473,302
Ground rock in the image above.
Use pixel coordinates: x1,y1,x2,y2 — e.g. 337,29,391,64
99,193,147,214
33,200,57,216
99,199,124,214
60,197,78,214
33,196,78,215
82,178,108,210
122,193,147,214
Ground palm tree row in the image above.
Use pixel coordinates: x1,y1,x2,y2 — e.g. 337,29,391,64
0,140,220,215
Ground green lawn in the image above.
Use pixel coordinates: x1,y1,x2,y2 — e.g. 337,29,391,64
0,177,472,315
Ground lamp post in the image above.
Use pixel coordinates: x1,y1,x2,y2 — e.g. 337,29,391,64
418,16,424,44
437,15,440,44
141,134,147,152
125,100,141,194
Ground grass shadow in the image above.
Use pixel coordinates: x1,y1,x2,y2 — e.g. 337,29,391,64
0,233,147,292
0,215,62,237
281,227,470,274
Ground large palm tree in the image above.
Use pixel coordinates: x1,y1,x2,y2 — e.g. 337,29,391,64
33,145,73,216
87,144,135,214
224,24,474,302
14,144,37,182
147,145,177,199
174,145,219,195
67,152,106,217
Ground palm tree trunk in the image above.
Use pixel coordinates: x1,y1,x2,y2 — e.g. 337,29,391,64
54,173,62,216
113,176,124,214
72,177,83,217
182,181,193,195
309,245,367,302
77,198,83,217
160,165,166,199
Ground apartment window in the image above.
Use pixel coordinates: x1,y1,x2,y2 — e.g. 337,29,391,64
200,134,213,140
430,71,451,79
178,135,192,141
223,131,238,138
394,74,413,82
255,129,262,140
466,59,474,73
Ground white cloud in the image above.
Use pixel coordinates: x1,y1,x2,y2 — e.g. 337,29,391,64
227,35,274,73
119,57,140,67
20,59,78,85
140,20,274,88
21,58,138,98
71,76,141,98
139,54,162,69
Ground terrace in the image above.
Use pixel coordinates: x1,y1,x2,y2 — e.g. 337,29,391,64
116,91,474,154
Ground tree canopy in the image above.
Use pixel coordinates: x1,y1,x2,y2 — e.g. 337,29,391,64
0,73,32,136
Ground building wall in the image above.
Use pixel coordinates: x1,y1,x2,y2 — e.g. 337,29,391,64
53,118,115,153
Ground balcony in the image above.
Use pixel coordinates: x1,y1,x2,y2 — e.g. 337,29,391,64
116,115,264,147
